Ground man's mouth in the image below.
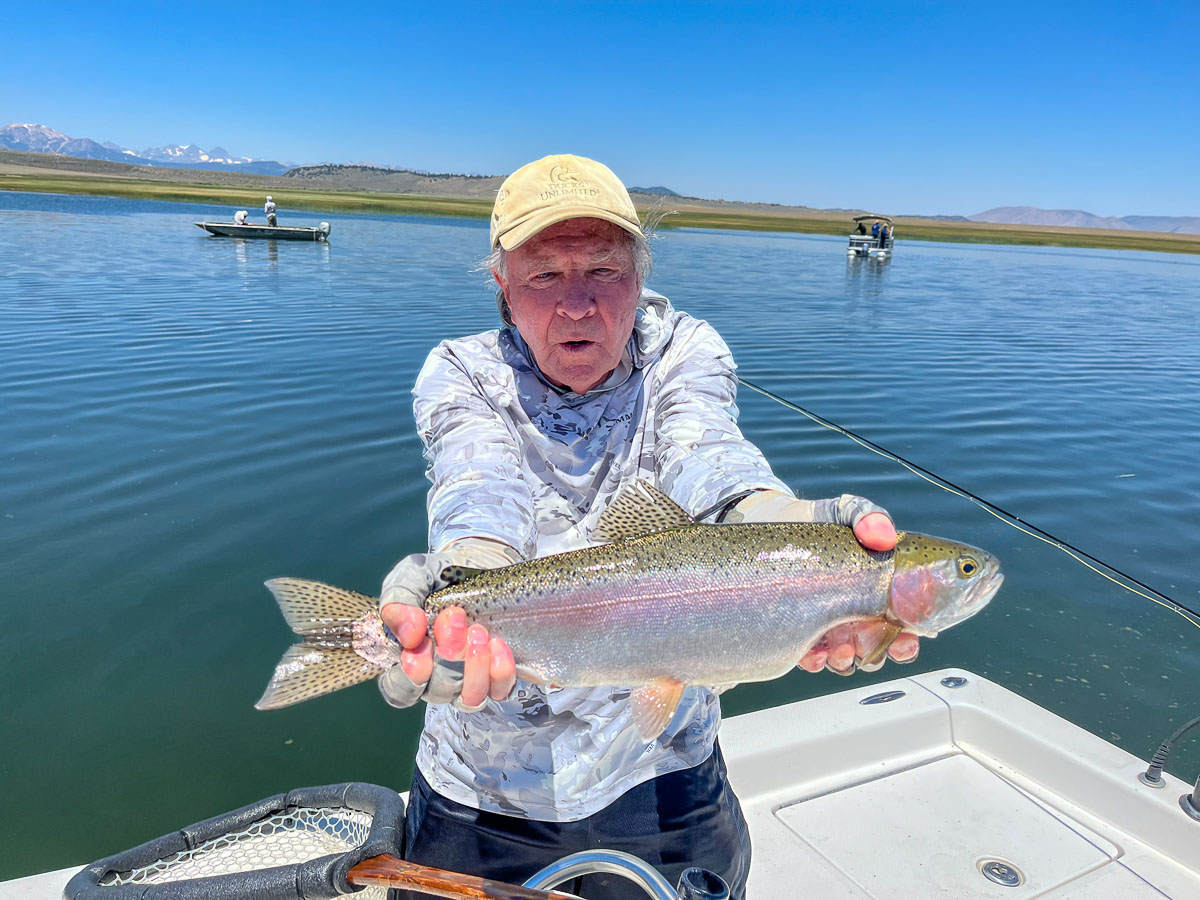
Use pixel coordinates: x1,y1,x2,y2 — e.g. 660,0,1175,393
561,340,594,349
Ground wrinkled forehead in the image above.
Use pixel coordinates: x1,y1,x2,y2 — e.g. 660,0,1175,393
513,218,632,264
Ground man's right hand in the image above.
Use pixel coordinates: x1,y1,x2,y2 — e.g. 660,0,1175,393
378,538,520,711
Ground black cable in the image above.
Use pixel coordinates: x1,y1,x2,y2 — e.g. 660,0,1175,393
737,375,1200,627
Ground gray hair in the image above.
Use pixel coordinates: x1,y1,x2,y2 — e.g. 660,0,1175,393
479,207,667,326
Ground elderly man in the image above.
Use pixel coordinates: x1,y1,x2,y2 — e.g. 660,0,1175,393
378,154,917,897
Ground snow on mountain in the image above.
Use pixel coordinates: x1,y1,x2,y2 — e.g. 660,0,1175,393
1,123,289,174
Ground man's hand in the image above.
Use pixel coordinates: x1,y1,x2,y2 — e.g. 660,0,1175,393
724,490,920,675
378,538,519,710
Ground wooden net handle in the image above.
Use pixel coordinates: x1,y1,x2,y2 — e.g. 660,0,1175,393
348,854,580,899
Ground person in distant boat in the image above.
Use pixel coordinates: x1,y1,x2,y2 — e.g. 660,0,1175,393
264,196,277,226
233,209,249,226
375,154,919,899
871,220,880,238
880,224,890,244
855,221,867,234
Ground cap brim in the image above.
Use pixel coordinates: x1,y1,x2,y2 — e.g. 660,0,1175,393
496,205,643,250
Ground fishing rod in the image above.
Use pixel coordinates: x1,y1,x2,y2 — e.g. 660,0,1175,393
736,376,1200,633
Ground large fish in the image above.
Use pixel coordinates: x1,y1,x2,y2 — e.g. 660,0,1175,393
257,482,1002,738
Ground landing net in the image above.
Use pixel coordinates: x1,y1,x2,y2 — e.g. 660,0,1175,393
66,782,403,900
97,806,383,895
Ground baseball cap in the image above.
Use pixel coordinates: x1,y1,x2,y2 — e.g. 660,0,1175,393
490,154,642,250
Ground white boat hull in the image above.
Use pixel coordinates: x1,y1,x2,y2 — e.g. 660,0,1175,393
8,669,1199,898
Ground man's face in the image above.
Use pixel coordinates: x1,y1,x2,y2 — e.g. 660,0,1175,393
494,218,640,394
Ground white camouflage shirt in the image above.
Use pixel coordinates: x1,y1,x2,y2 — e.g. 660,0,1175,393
412,290,791,821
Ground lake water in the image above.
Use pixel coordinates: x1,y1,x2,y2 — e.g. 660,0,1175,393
2,191,1199,880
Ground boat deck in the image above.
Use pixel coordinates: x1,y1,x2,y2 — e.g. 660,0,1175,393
8,669,1199,898
727,668,1200,898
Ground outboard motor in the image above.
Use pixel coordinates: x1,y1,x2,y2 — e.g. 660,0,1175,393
319,222,331,238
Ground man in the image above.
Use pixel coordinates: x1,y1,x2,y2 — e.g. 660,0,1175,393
233,209,249,226
264,195,277,226
377,154,918,897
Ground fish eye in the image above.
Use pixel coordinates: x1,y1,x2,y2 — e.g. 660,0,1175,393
958,556,979,577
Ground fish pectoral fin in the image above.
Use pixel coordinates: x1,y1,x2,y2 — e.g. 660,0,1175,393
630,678,687,741
266,578,377,636
436,565,487,588
255,644,383,710
591,480,694,544
857,618,906,668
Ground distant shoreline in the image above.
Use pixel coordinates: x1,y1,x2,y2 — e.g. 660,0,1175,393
2,150,1197,256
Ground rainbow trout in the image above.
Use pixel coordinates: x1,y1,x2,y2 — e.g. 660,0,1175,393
257,482,1002,738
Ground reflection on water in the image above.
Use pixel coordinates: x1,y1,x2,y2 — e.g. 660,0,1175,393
844,253,891,295
2,192,1200,879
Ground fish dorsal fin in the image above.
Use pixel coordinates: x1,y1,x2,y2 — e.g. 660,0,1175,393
437,565,487,588
630,677,687,741
265,578,377,637
592,481,694,544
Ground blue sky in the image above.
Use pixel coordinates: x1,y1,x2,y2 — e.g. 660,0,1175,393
4,1,1197,217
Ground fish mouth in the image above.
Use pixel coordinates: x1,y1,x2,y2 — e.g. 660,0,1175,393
975,568,1004,606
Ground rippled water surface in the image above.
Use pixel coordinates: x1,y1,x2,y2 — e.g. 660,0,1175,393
2,192,1199,878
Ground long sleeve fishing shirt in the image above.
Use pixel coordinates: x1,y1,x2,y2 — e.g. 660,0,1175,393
412,290,791,821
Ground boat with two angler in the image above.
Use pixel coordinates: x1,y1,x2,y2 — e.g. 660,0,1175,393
848,214,894,258
195,220,331,241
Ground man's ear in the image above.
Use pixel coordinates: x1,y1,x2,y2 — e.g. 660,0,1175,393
492,268,508,294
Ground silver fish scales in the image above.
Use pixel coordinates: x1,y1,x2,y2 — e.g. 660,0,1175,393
258,482,1002,738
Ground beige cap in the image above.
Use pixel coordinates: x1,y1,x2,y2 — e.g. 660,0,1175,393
490,153,642,250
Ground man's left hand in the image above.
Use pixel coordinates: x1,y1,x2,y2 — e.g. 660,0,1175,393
723,491,921,675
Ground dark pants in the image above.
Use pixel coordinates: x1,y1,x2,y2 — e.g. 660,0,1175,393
267,213,277,226
401,742,750,899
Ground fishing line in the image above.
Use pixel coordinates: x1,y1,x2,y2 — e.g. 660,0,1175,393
737,376,1200,633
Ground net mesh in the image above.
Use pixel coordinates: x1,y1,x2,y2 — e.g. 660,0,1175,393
97,805,387,898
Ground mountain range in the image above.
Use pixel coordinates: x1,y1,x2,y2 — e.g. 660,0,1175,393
4,123,1197,234
968,206,1200,235
0,123,293,176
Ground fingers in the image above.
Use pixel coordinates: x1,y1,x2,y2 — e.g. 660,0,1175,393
432,607,469,659
381,602,429,650
400,637,434,686
887,631,920,663
489,639,516,700
460,625,492,709
430,608,515,708
797,623,857,674
798,622,918,676
853,512,897,552
798,642,828,673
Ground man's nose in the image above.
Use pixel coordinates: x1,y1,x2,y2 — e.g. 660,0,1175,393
557,277,596,320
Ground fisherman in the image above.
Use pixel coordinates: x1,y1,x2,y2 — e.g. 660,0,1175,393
377,154,919,898
871,220,880,238
264,195,277,226
856,221,867,234
233,209,249,226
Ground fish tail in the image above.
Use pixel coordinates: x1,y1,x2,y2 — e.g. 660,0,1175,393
265,577,378,636
255,644,382,709
257,578,385,710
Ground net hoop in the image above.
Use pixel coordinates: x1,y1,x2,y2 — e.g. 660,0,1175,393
64,782,404,899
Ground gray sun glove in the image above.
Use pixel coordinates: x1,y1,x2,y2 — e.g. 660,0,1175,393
721,489,891,530
377,538,520,712
724,489,908,674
